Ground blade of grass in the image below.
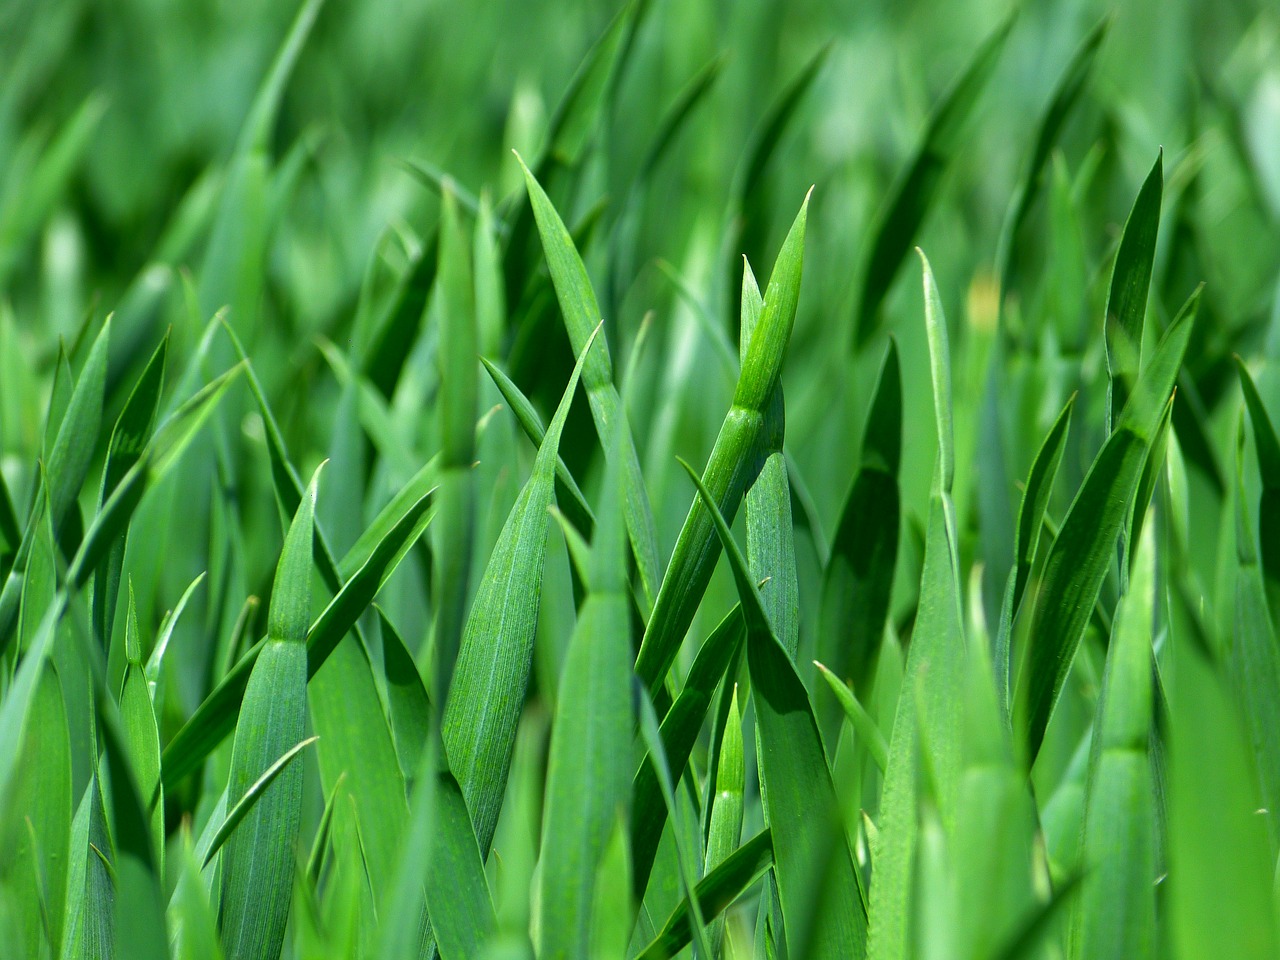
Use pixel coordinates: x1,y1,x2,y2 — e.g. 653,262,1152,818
442,325,598,857
217,466,320,960
119,586,164,875
814,663,889,772
703,686,745,955
1014,288,1198,764
636,192,809,694
1237,358,1280,630
852,15,1014,347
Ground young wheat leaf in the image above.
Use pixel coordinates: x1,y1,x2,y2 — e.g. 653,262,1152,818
679,458,869,958
442,324,599,857
814,662,889,772
217,465,320,960
703,686,745,954
1237,358,1280,629
636,192,809,694
119,587,164,874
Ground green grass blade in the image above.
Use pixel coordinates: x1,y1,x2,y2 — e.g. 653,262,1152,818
378,610,433,782
995,394,1075,718
630,605,744,897
91,331,167,652
853,15,1013,347
442,325,598,857
201,736,318,867
1069,524,1156,960
120,587,164,876
1237,358,1280,630
1104,151,1163,428
217,466,319,960
422,770,497,959
636,193,809,694
517,155,661,609
160,483,434,787
433,186,479,711
679,458,868,958
1014,289,1198,764
814,662,889,772
636,829,774,960
997,16,1110,290
819,339,901,702
703,686,745,955
538,415,634,960
170,830,226,960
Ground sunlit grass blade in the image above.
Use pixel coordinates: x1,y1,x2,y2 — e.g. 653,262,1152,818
997,16,1109,291
1069,523,1156,960
202,736,318,867
538,414,634,959
170,829,226,960
1014,288,1198,764
636,192,809,694
517,154,661,610
679,457,868,958
217,466,319,960
0,660,71,959
852,14,1013,347
739,259,799,655
442,325,598,857
819,338,901,703
636,829,774,960
869,252,965,960
814,662,889,772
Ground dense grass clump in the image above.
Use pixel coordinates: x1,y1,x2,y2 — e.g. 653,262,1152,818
2,0,1280,957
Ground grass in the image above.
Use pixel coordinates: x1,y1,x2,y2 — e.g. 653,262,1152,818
1,0,1279,958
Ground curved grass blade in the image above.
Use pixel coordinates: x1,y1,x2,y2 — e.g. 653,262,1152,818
201,736,318,868
0,317,110,648
636,829,774,960
422,770,497,959
217,466,319,960
819,338,901,703
1069,524,1156,960
636,192,809,694
703,686,745,955
630,604,744,897
145,570,207,690
1014,288,1198,765
814,662,889,772
679,458,868,958
160,482,435,787
517,155,661,609
997,17,1110,290
378,610,433,781
1237,358,1280,630
852,15,1014,347
120,587,164,874
92,331,168,652
1104,151,1163,429
739,259,799,656
442,325,598,857
538,414,634,960
433,186,479,711
994,394,1075,718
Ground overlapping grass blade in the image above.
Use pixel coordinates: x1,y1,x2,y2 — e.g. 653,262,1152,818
1014,288,1198,764
852,15,1013,347
538,414,634,959
630,605,743,896
1103,151,1162,428
997,17,1109,290
517,155,661,609
636,829,774,960
868,253,965,960
680,458,868,958
119,587,164,875
1237,359,1280,629
442,325,598,857
91,332,167,652
1069,523,1156,960
635,193,809,693
217,466,319,960
422,770,497,959
819,339,901,703
814,663,889,771
432,186,479,709
703,686,745,954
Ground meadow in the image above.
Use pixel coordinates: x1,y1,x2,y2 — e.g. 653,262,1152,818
1,0,1279,957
